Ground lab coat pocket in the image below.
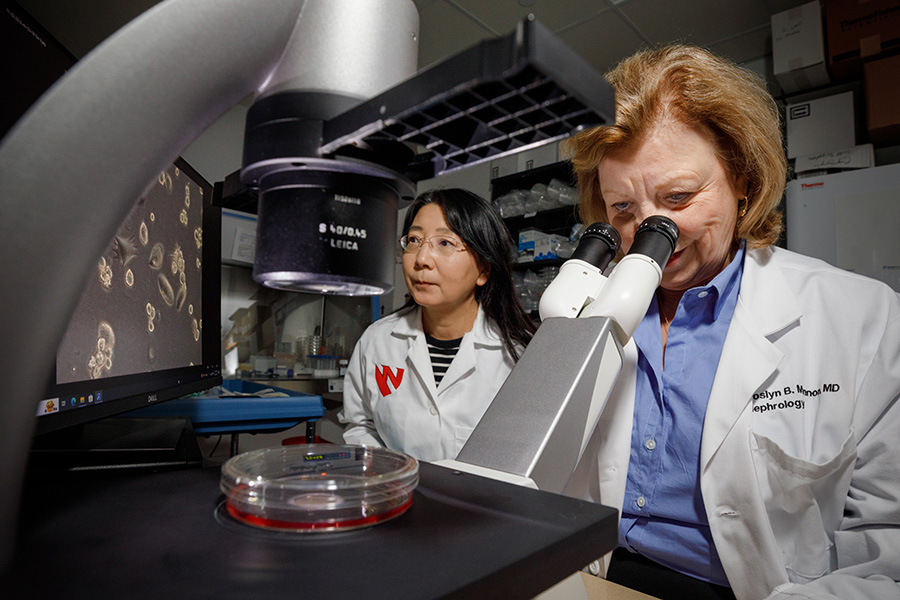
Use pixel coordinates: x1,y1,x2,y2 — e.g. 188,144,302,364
750,430,856,583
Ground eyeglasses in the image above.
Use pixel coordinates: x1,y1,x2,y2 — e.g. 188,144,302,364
399,234,467,256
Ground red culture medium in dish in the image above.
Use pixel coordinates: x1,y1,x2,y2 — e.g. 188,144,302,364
220,444,419,533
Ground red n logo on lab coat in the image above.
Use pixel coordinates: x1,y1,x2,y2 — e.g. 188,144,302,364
375,365,404,397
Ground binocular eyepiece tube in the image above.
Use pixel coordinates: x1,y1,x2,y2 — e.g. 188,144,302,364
539,215,679,340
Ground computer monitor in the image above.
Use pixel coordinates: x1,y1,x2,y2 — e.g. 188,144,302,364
33,156,222,438
4,1,221,462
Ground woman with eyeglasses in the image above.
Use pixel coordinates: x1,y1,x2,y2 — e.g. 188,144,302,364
338,188,536,462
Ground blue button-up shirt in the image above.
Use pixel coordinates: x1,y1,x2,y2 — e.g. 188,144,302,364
618,243,745,586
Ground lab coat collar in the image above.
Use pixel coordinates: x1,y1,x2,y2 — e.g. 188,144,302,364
698,248,800,599
708,240,745,322
439,307,505,392
393,308,438,404
700,245,801,471
390,305,423,339
739,246,803,336
389,304,504,348
389,305,503,400
467,305,504,348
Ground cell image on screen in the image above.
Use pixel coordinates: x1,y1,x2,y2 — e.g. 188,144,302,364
55,164,205,384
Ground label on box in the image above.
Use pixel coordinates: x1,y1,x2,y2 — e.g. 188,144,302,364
534,234,567,261
795,144,874,173
517,229,547,251
773,1,826,72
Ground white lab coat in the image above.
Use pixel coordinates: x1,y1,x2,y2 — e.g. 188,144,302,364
566,246,900,600
339,305,518,462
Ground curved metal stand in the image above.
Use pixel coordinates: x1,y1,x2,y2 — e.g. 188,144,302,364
0,0,309,571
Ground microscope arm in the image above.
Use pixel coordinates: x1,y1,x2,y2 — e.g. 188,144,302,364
0,0,328,571
441,217,677,493
438,315,625,492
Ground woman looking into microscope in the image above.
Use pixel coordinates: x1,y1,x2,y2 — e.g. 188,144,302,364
565,45,900,600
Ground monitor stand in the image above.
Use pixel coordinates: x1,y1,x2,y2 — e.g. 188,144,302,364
28,417,203,472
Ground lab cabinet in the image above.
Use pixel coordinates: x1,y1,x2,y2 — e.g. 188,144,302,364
786,162,900,293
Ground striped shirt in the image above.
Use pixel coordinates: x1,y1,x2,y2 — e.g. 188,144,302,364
425,334,462,385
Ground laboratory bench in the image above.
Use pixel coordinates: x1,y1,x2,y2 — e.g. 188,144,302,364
7,459,622,599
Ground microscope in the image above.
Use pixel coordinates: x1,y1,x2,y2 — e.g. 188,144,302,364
0,1,623,593
0,2,685,597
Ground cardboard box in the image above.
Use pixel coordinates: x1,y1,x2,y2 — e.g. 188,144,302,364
825,0,900,82
517,228,546,252
772,1,831,93
865,53,900,144
517,228,548,262
785,91,856,158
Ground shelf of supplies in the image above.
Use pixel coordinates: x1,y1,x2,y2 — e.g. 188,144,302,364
502,205,580,236
491,161,576,198
514,259,565,271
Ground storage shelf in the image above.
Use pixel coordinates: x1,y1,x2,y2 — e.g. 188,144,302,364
502,205,580,237
514,259,565,271
491,161,576,198
492,160,582,245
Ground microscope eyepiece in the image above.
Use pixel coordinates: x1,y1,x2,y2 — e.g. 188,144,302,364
571,222,621,272
628,215,679,267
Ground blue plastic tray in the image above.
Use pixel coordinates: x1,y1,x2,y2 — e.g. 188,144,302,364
128,379,325,435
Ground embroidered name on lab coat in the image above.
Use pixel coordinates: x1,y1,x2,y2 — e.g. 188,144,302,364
752,382,841,412
375,365,404,397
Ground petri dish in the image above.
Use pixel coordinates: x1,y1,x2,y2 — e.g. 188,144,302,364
220,444,419,533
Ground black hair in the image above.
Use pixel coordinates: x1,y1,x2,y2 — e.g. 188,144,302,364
399,188,536,360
